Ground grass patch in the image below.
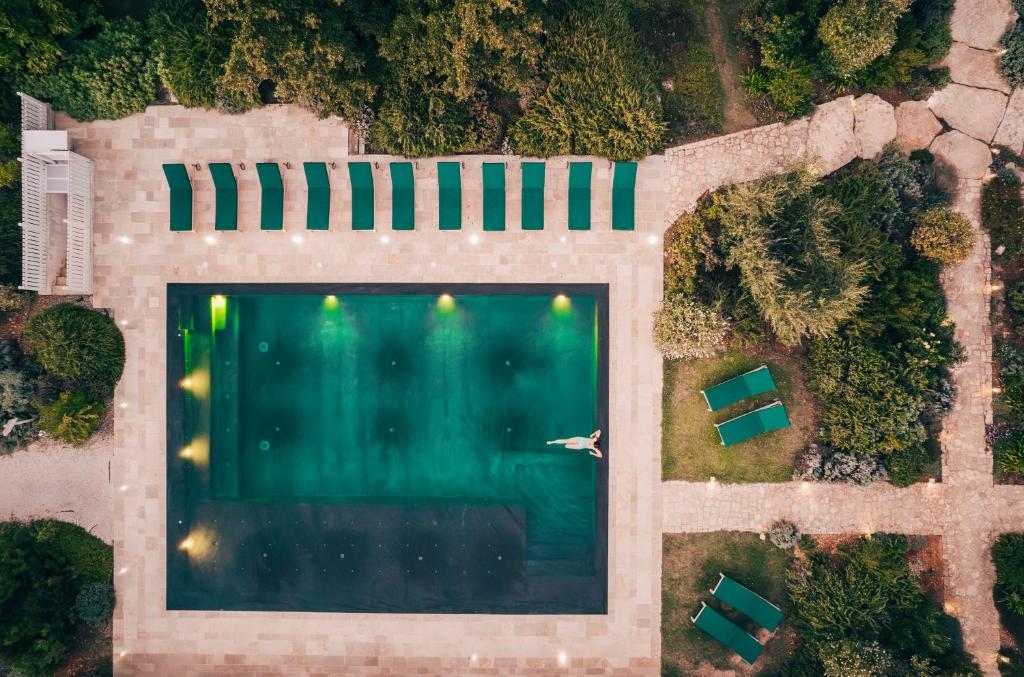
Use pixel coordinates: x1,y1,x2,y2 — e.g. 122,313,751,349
628,0,724,142
662,532,791,675
662,345,816,482
34,520,112,584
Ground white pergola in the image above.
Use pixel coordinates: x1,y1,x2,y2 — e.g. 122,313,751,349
18,92,93,295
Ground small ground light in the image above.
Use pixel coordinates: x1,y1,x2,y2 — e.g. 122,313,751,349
118,235,132,245
469,654,478,665
118,567,128,575
468,233,481,245
557,651,568,667
646,234,659,245
291,234,304,245
379,234,391,245
203,235,217,246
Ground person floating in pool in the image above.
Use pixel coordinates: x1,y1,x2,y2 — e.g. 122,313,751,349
547,430,602,458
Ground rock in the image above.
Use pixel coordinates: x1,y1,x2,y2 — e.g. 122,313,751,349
944,42,1012,93
806,96,857,173
930,130,992,181
994,89,1024,154
853,94,896,159
929,83,1008,143
894,101,943,153
950,0,1019,50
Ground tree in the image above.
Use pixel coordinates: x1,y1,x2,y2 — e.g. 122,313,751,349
716,166,868,345
0,0,98,77
818,0,913,79
509,2,666,160
910,208,974,266
206,0,387,120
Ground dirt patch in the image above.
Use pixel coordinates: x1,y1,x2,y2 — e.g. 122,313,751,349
704,0,757,134
0,293,75,341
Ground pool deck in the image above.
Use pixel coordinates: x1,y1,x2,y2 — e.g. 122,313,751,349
63,105,668,675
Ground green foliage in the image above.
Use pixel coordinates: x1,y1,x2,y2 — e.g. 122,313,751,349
38,392,103,446
206,0,384,120
0,286,28,313
32,520,112,584
995,534,1024,617
25,18,156,122
370,82,484,157
664,211,715,297
0,521,78,675
818,0,913,79
910,208,975,266
652,296,728,360
0,368,34,415
983,169,1024,254
1003,19,1024,87
0,189,21,286
767,520,800,549
509,2,665,161
23,304,125,399
73,582,114,627
0,160,17,190
147,0,235,110
715,165,868,345
0,0,99,77
786,535,980,675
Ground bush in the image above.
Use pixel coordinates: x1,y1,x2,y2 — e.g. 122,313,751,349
370,83,483,157
652,296,728,360
0,189,21,285
32,520,112,584
38,392,103,445
818,0,913,80
793,445,890,484
73,582,114,627
23,304,124,399
664,211,715,296
818,640,895,677
26,18,156,122
0,368,35,415
983,169,1024,254
994,534,1024,617
767,520,800,549
0,338,22,369
0,285,28,313
910,208,975,265
147,0,235,110
1003,20,1024,87
0,521,79,675
763,60,815,116
509,3,665,160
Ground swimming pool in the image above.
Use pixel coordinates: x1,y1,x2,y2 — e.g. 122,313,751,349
166,284,608,613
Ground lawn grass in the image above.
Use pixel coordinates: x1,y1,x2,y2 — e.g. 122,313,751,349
662,344,816,483
662,532,791,675
628,0,724,142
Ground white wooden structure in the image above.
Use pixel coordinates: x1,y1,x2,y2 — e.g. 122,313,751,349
17,93,93,295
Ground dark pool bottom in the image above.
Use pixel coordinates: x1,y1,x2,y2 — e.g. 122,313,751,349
166,284,608,614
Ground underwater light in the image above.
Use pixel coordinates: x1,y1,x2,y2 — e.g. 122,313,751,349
552,294,571,313
180,377,193,389
211,294,227,308
437,294,456,312
179,446,193,459
324,295,340,310
179,537,194,551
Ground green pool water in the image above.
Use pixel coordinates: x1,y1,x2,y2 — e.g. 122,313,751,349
168,285,607,613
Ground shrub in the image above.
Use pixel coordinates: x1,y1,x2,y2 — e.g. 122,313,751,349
0,521,79,675
652,296,728,360
0,338,22,368
994,534,1024,616
983,169,1024,254
1003,20,1024,87
369,83,482,157
22,304,124,398
764,60,815,116
32,520,112,584
997,432,1024,475
73,582,114,627
26,18,156,122
818,640,895,677
818,0,913,80
38,392,103,445
664,211,715,296
147,0,235,110
910,208,975,265
767,520,800,549
0,285,28,313
0,368,35,415
509,3,665,160
717,166,868,345
0,189,21,285
0,0,99,78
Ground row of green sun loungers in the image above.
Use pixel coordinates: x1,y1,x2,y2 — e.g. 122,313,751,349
699,365,791,446
691,574,784,665
161,160,639,232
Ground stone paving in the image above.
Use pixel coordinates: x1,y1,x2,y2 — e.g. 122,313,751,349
0,0,1018,672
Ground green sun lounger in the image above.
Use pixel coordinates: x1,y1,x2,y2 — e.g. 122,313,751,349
438,162,461,230
483,162,506,231
711,573,783,632
208,162,237,231
691,602,764,665
521,162,545,231
715,400,791,447
390,161,414,231
568,162,591,231
348,162,374,230
303,162,330,230
255,162,283,231
701,365,776,412
612,162,638,231
162,163,192,231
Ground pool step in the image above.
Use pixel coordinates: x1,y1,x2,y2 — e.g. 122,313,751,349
525,543,595,577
